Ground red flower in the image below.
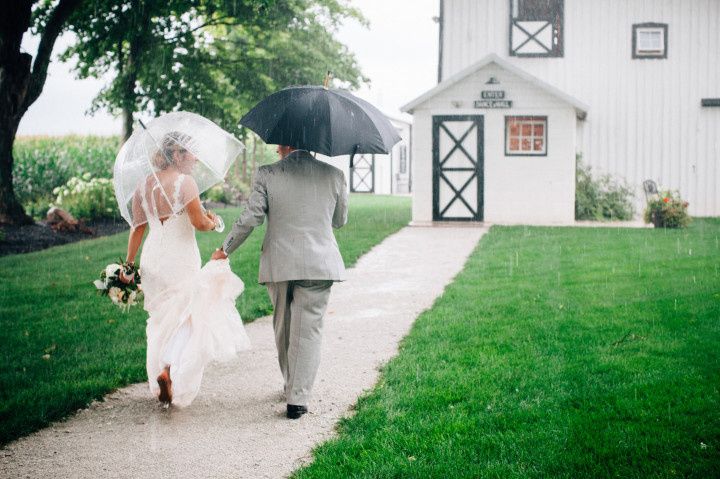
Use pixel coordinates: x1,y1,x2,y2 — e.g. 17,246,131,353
663,197,670,203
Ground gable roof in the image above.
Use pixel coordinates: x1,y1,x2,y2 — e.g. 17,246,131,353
401,53,589,119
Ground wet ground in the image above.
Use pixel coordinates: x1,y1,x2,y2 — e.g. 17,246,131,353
0,225,487,478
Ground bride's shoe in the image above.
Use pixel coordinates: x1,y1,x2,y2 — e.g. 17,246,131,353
157,367,172,405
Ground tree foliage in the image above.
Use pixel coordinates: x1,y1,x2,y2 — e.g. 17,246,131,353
62,0,367,136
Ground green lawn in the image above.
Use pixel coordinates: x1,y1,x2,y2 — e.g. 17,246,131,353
0,194,410,445
295,219,720,479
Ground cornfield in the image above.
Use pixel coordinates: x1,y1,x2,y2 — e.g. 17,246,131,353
13,136,120,218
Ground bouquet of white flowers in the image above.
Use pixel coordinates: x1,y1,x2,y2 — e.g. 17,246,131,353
94,260,143,311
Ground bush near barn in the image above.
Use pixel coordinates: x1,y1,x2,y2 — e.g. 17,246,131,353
575,156,635,221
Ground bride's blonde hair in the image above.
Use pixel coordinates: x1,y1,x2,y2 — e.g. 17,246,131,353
152,131,193,170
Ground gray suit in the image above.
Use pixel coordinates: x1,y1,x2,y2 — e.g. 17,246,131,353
222,150,348,405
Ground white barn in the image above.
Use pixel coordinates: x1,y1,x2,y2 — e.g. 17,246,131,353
404,54,586,224
318,116,412,195
403,0,720,223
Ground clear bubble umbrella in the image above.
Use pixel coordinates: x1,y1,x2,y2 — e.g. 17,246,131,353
113,111,244,229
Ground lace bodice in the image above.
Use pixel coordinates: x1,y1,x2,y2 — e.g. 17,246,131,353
138,173,202,304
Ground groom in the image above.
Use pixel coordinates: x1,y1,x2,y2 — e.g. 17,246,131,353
211,145,348,419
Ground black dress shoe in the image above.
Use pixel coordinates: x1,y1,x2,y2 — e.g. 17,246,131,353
287,404,308,419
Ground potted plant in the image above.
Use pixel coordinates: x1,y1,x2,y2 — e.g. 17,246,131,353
644,190,690,228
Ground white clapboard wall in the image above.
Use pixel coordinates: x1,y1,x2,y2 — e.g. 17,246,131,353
440,0,720,215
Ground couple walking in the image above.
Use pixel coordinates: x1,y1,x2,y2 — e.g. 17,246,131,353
124,137,347,419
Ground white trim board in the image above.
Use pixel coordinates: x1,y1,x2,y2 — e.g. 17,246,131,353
402,53,589,119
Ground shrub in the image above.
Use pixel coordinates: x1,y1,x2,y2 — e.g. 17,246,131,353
202,184,230,204
230,179,250,202
216,174,251,204
53,173,119,221
24,197,53,220
575,157,635,221
644,190,690,228
13,136,120,206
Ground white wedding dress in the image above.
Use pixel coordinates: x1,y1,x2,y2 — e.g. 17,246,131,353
136,173,250,407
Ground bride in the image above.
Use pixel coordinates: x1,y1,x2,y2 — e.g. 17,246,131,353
121,131,250,407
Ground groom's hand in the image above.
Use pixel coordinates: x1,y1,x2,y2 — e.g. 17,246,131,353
211,248,228,261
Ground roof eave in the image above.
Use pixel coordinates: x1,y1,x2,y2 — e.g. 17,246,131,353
401,53,590,117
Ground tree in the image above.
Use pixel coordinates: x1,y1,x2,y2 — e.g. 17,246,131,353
0,0,84,224
63,0,282,139
63,0,367,138
220,1,369,104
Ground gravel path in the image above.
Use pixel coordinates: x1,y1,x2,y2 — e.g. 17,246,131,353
1,226,487,479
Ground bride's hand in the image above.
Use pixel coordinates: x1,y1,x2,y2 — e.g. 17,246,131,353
211,248,228,260
119,269,135,284
206,210,218,225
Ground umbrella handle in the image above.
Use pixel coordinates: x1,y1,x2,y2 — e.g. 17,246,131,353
349,144,360,168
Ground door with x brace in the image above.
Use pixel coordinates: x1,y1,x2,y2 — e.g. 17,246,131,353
432,115,484,221
350,154,374,193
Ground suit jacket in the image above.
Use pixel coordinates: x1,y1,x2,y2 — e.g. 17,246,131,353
222,150,348,283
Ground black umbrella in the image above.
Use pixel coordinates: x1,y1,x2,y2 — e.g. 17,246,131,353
239,86,401,166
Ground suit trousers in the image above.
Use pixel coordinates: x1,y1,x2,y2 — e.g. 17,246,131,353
266,279,333,406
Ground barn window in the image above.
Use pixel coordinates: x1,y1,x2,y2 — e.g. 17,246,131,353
505,116,547,156
509,0,564,57
632,23,668,59
398,145,408,174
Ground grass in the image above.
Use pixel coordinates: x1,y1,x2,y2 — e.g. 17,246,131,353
294,219,720,479
0,194,410,446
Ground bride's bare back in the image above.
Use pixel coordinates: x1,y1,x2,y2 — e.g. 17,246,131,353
132,172,215,231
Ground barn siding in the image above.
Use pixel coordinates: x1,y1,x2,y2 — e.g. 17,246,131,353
440,0,720,215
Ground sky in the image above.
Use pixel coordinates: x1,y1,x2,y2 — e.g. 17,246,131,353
17,0,439,136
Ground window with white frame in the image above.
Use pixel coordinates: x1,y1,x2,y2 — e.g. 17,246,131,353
633,23,668,59
505,116,547,156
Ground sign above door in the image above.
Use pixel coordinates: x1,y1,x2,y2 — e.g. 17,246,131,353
475,90,512,108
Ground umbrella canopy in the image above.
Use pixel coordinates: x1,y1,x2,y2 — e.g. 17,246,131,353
113,111,243,227
239,86,401,159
